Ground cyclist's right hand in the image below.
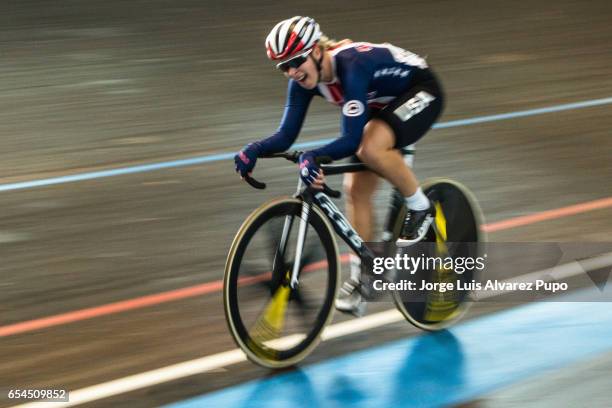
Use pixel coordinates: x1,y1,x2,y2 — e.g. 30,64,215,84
234,142,262,178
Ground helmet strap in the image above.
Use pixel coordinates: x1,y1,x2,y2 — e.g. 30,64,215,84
310,46,325,84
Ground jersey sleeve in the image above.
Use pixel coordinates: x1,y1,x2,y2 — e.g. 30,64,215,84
257,80,314,155
311,67,369,160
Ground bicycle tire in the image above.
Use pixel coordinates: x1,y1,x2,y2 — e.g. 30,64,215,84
224,197,339,368
391,178,486,331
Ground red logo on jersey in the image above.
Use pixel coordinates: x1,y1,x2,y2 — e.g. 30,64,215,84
355,44,373,52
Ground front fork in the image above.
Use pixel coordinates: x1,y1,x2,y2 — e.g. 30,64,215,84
290,198,310,288
273,179,309,289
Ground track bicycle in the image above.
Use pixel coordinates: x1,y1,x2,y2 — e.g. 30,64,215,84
224,149,484,368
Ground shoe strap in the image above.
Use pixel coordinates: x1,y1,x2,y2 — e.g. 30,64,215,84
339,279,360,295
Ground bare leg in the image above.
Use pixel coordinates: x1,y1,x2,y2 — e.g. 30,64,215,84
357,119,419,197
343,170,379,241
341,163,379,304
336,119,423,314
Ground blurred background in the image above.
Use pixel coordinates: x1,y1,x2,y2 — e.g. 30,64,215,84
1,0,611,407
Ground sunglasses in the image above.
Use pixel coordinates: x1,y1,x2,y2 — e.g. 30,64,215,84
276,49,313,72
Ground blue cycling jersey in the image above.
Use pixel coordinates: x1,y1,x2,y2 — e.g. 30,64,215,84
258,42,434,160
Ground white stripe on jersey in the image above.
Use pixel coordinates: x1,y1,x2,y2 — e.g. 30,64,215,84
368,96,395,105
317,82,343,105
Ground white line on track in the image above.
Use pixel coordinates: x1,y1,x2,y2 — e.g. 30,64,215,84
11,251,612,408
1,96,611,193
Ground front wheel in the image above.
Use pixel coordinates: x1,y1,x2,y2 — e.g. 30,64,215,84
392,178,485,331
224,197,339,368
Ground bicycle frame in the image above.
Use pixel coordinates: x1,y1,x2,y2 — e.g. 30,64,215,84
278,184,370,288
281,179,400,288
272,147,414,288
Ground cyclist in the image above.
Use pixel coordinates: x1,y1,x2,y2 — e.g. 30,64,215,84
234,16,444,315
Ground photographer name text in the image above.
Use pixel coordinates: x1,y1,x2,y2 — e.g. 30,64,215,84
373,279,568,293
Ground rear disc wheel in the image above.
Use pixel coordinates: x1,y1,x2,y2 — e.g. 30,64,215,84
392,178,485,331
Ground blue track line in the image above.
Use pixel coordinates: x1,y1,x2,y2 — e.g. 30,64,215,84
164,288,612,408
1,96,611,193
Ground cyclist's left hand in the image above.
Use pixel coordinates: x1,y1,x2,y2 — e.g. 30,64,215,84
299,152,326,189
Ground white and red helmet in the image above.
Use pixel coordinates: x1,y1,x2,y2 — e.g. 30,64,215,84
265,16,321,61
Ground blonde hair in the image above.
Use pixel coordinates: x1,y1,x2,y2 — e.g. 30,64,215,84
318,35,352,50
